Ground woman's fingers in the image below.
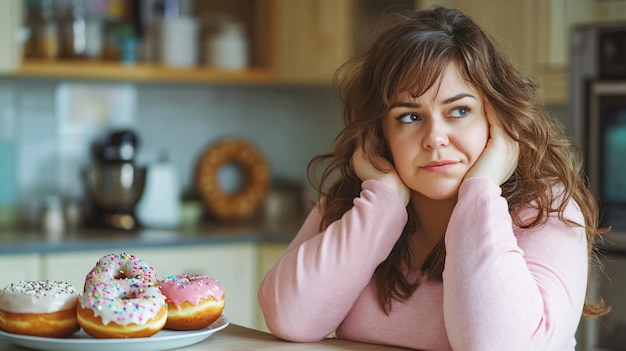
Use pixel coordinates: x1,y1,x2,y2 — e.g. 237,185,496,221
352,147,410,205
465,102,519,185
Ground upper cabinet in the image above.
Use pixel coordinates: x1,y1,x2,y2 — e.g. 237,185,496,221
418,0,626,105
0,0,420,85
274,0,354,83
8,0,624,102
1,0,277,83
0,0,357,84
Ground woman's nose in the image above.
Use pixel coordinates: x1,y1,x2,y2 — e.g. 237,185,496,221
422,120,449,150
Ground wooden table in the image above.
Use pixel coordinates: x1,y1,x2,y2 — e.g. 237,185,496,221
0,324,412,351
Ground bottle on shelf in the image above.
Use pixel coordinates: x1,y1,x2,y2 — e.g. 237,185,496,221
57,0,87,59
23,0,59,60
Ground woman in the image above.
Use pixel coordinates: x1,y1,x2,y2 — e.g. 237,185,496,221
258,6,608,350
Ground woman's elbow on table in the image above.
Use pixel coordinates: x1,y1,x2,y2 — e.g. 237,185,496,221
258,288,330,342
261,310,331,343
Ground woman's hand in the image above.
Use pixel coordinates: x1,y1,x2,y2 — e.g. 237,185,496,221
464,101,519,185
352,148,410,205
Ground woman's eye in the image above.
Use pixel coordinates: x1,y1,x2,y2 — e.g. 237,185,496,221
450,107,469,118
397,113,420,123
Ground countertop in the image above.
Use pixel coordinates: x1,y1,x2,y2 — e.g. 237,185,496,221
0,219,302,255
0,323,412,351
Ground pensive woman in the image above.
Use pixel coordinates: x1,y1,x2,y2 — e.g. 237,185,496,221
258,6,609,350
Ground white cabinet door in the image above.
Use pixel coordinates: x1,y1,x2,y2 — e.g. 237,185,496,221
0,0,22,73
0,254,40,286
256,243,287,332
41,243,258,329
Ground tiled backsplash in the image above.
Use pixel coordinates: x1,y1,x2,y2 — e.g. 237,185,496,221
0,78,341,226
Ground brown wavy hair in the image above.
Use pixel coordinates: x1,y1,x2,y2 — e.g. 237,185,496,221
307,6,609,317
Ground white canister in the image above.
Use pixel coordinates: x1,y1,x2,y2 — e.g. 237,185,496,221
41,196,65,241
85,19,103,59
158,16,199,67
135,156,181,228
205,21,248,70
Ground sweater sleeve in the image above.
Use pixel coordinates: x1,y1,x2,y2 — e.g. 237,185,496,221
258,179,408,342
443,178,588,351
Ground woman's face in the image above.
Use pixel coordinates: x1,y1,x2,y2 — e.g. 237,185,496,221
382,62,489,200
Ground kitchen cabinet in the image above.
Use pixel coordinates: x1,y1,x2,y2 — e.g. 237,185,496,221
0,253,40,286
255,242,288,332
40,243,259,329
2,0,625,91
1,0,276,83
0,0,417,84
418,0,626,105
274,0,354,83
418,0,555,102
0,0,352,84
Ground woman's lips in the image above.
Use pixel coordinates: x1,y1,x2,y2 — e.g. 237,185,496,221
421,160,457,172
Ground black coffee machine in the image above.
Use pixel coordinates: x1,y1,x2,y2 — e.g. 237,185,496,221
83,130,146,230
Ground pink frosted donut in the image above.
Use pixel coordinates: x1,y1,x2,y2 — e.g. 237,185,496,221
84,253,158,290
158,274,225,330
77,279,167,338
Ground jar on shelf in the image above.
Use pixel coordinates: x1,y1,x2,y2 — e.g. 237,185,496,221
57,0,87,59
23,0,59,59
158,16,199,67
205,20,248,70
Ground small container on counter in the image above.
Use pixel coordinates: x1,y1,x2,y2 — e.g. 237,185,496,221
263,179,306,225
63,197,84,232
40,196,65,241
135,152,181,229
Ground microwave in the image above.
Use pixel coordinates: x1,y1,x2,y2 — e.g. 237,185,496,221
587,81,626,240
570,21,626,351
570,22,626,241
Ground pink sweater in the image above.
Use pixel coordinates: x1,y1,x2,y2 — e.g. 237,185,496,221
258,178,588,350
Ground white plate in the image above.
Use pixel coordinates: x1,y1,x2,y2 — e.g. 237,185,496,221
0,315,229,351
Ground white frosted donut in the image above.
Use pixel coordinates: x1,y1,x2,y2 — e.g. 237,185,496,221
77,279,167,338
0,280,80,337
84,252,158,290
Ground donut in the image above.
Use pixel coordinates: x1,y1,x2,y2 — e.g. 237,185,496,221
0,280,80,338
84,253,158,290
77,279,167,338
158,274,225,330
195,138,270,221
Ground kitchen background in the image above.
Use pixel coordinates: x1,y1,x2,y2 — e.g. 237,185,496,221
0,79,341,228
0,0,585,231
1,0,626,350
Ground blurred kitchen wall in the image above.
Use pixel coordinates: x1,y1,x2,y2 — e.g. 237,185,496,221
0,78,341,226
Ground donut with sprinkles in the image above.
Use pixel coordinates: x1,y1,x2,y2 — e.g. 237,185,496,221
78,253,167,338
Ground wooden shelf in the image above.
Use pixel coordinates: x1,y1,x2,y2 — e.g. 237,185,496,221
14,59,276,84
